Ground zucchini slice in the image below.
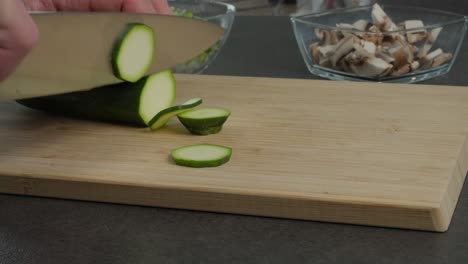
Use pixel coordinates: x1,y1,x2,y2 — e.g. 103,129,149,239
148,98,202,130
17,70,175,127
177,107,231,135
111,23,155,83
171,144,232,168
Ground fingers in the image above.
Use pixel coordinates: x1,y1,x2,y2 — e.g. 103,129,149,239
22,0,57,11
88,0,129,12
152,0,173,15
121,0,157,13
23,0,122,12
23,0,173,14
58,0,124,12
121,0,173,14
0,0,38,81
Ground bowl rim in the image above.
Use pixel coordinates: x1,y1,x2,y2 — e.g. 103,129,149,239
170,0,236,20
204,1,236,20
290,4,467,33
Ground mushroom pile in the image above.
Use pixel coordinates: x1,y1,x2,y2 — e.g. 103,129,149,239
309,3,453,78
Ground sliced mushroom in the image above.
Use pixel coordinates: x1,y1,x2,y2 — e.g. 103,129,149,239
318,45,336,58
406,34,425,44
307,3,449,78
419,57,433,70
353,19,371,31
404,20,424,30
396,38,414,63
426,48,443,60
380,41,392,52
417,45,431,59
391,48,409,68
417,27,443,58
309,42,320,63
336,23,355,30
349,57,392,77
363,26,384,45
371,3,398,32
330,36,357,67
353,43,372,57
404,20,427,44
319,58,333,68
315,28,324,40
387,41,402,54
361,40,377,54
380,66,394,77
321,31,340,45
335,24,356,39
376,50,395,64
371,3,386,25
396,22,406,31
344,44,372,66
343,52,361,66
419,49,443,69
382,34,396,44
365,34,384,45
404,45,415,64
409,45,419,54
411,61,420,71
391,64,411,76
387,39,413,68
337,56,352,72
427,27,443,43
432,53,453,67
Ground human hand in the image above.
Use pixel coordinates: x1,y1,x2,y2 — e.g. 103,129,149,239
0,0,172,82
0,0,39,81
23,0,173,15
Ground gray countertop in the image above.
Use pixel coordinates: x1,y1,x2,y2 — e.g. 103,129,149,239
2,1,468,263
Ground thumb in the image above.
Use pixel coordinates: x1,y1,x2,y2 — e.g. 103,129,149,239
0,0,38,81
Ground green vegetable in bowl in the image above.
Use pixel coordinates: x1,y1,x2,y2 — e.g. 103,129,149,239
171,7,194,18
170,7,222,73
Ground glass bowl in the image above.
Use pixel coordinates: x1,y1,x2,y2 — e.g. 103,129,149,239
168,0,236,74
291,4,468,83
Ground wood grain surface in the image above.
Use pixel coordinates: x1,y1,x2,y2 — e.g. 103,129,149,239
1,74,468,232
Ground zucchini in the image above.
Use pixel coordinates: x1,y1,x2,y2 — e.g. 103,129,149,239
177,108,231,135
17,70,175,126
171,144,232,168
111,23,155,83
149,98,202,130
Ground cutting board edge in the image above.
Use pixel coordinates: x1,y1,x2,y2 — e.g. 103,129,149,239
0,170,441,209
433,132,468,231
0,174,443,232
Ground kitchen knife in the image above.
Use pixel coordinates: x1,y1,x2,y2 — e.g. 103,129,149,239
0,12,224,100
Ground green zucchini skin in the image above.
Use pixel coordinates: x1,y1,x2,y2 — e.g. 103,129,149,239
182,126,223,135
148,98,203,130
17,77,151,127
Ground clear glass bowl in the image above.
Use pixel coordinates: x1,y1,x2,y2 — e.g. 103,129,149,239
291,5,468,83
168,0,236,74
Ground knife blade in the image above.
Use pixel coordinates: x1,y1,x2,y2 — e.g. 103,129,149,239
0,12,224,100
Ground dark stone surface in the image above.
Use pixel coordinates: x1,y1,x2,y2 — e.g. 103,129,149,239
2,1,468,263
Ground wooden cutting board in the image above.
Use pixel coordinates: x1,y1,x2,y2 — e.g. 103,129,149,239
1,74,468,232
